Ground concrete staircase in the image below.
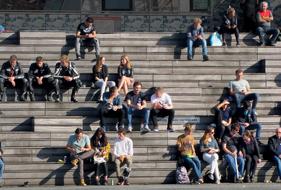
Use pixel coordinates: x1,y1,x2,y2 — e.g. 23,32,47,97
0,31,280,186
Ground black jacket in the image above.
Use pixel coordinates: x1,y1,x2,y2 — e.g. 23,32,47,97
236,107,257,124
268,135,281,157
239,138,260,159
54,62,80,80
28,62,52,79
0,61,24,79
92,64,108,82
118,66,133,78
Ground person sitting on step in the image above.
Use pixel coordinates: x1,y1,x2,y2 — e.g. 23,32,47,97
75,17,100,60
186,17,209,61
0,55,28,101
66,128,95,186
92,56,115,102
54,55,82,102
28,56,58,102
268,127,281,182
117,55,134,95
114,128,133,185
150,87,175,132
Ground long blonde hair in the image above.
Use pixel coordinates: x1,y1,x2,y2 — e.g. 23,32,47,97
120,55,132,69
95,56,104,72
201,127,215,145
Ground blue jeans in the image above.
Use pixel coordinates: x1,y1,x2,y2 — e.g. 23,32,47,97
187,38,208,58
234,92,260,109
127,107,150,126
256,26,280,44
0,158,4,180
224,154,245,178
273,155,281,179
182,156,202,180
239,123,262,140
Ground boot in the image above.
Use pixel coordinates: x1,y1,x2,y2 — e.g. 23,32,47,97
29,92,35,102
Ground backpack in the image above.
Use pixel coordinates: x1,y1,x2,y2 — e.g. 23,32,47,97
208,32,222,46
176,166,190,184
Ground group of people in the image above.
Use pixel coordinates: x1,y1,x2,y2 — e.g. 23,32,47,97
187,1,280,60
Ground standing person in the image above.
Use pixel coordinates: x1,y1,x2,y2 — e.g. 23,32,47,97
54,55,82,102
125,81,150,132
186,17,209,61
75,17,100,60
215,99,233,144
66,128,95,186
200,127,221,184
117,55,134,95
92,56,115,102
256,1,280,46
150,87,175,132
28,56,58,102
239,131,261,183
268,127,281,182
222,123,245,182
0,55,28,101
219,7,240,46
176,124,203,184
100,86,125,131
228,69,259,112
91,128,110,185
114,128,133,185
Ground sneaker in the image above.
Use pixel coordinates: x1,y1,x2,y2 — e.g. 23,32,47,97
203,55,209,62
215,180,221,184
76,56,81,61
117,177,124,185
257,42,264,47
167,127,175,132
71,97,78,103
208,173,214,181
124,179,130,185
128,125,132,132
71,159,79,167
153,127,159,132
29,92,35,102
80,179,87,186
144,125,151,132
187,56,193,61
198,178,204,184
236,42,240,47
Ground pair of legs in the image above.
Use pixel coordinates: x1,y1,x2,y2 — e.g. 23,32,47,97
224,154,245,180
127,108,150,130
234,92,259,110
0,158,4,182
244,154,259,181
219,27,239,45
203,153,220,182
273,155,281,180
29,76,57,101
150,108,175,130
118,76,134,95
55,78,82,102
95,162,108,183
256,26,280,46
214,109,231,143
239,123,262,140
0,78,28,101
95,80,115,101
182,155,202,181
187,38,208,60
76,38,100,59
115,157,133,184
100,108,125,129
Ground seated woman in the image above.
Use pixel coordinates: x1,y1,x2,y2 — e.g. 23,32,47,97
219,7,240,46
176,123,203,184
100,86,124,131
117,55,134,95
239,130,261,183
91,128,111,185
200,127,221,184
92,56,115,101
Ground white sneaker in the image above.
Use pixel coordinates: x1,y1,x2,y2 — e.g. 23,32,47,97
128,125,133,132
144,125,151,132
153,128,159,132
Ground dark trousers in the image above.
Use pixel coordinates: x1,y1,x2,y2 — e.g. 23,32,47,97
100,109,125,127
214,109,230,142
56,78,81,98
0,78,28,96
245,154,259,178
219,27,239,43
95,162,108,177
150,108,175,128
29,77,57,96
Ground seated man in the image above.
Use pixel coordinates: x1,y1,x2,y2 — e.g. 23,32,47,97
75,17,100,60
186,17,209,61
66,128,95,186
150,87,175,132
229,69,259,112
114,128,133,185
256,1,280,46
222,123,245,182
268,127,281,182
125,81,150,132
0,55,28,101
236,101,262,144
54,55,82,102
100,86,125,131
28,56,58,102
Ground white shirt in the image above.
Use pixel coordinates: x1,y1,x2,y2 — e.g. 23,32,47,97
113,137,134,157
151,93,172,105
